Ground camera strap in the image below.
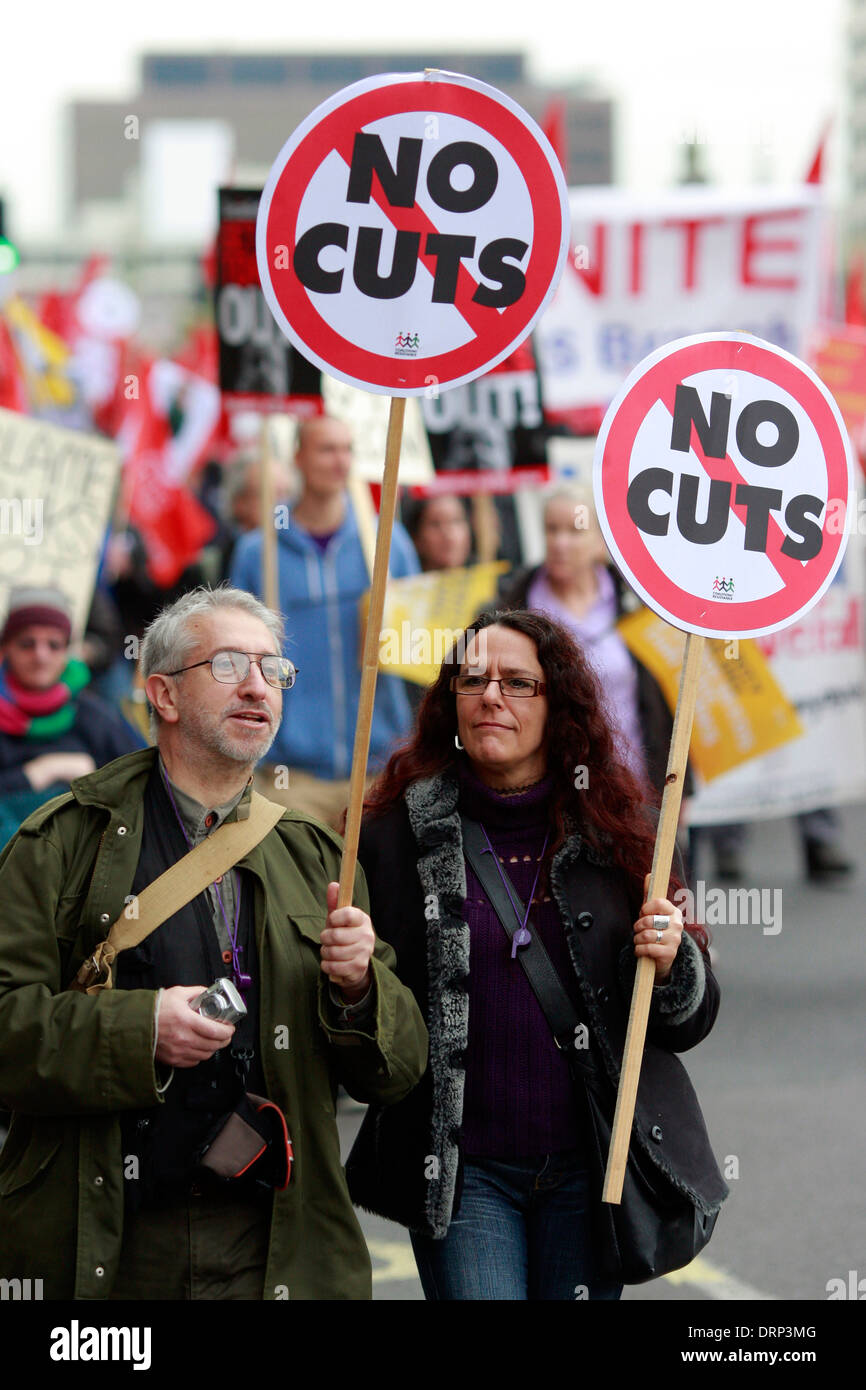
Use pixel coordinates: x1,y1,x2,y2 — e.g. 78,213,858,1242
69,792,285,995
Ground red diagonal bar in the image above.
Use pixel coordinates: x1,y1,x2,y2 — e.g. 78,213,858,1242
332,138,525,343
598,339,849,633
658,388,812,590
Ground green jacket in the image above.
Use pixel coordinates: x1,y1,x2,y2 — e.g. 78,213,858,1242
0,748,428,1300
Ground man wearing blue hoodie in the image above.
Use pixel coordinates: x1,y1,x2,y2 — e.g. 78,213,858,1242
230,416,418,826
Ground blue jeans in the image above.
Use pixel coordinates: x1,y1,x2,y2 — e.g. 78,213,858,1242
410,1152,623,1301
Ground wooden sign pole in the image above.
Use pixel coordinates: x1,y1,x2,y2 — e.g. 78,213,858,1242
260,416,278,615
602,631,705,1204
337,396,406,907
471,493,499,565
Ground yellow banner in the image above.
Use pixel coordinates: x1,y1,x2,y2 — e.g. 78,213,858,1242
617,608,803,781
3,297,76,409
366,562,510,686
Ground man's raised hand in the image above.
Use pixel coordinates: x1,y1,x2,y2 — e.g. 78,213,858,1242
320,882,375,1003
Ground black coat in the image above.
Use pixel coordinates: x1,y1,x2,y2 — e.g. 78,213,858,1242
496,564,692,798
346,769,728,1238
0,690,144,797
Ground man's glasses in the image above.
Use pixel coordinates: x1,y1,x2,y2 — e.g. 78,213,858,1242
166,650,298,690
450,674,546,698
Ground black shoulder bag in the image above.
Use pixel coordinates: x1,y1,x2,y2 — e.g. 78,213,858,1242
461,815,721,1284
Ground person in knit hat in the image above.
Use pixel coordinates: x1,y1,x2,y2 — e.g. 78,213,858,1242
0,585,143,825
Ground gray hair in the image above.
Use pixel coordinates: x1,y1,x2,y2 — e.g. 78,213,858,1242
140,585,285,735
541,482,597,520
223,450,261,506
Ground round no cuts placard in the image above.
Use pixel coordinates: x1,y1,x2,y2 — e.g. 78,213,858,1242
593,332,856,639
256,70,570,396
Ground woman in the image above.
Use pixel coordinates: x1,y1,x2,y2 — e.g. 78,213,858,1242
404,494,473,573
346,608,726,1301
499,485,682,797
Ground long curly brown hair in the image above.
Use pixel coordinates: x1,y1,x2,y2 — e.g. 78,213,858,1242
366,609,703,948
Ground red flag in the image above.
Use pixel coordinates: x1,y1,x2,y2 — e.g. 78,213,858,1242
120,359,215,586
200,236,218,290
846,256,866,328
0,316,27,411
541,99,568,176
804,122,831,185
37,289,75,343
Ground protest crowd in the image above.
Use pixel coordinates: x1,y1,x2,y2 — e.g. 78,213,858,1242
0,54,860,1309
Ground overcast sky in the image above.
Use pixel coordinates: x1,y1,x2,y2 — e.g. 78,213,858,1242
2,0,846,240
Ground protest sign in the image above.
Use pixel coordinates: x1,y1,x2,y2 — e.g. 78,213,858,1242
368,561,509,685
687,523,866,823
809,324,866,464
594,332,855,639
421,340,546,472
0,408,120,633
216,187,322,416
257,69,569,910
257,70,569,395
537,185,824,430
593,330,854,1203
618,609,803,781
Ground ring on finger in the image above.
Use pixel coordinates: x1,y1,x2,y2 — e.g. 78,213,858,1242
652,913,669,944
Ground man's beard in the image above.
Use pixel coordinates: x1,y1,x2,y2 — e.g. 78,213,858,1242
180,699,279,768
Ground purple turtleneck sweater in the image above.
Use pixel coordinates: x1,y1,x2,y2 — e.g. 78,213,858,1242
458,764,583,1159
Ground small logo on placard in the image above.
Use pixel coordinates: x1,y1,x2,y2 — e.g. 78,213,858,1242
713,576,735,600
395,330,420,357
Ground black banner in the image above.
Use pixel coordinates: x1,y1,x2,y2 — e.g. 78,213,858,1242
215,187,321,415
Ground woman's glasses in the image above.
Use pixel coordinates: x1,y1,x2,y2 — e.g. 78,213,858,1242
450,674,546,698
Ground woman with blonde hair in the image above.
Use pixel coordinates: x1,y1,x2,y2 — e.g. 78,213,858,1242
499,484,681,798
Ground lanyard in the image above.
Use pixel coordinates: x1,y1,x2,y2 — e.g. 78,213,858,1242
161,770,251,993
478,823,550,959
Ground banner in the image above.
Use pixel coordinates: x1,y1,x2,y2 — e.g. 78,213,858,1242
809,324,866,462
408,467,550,497
0,409,120,633
618,608,803,782
421,340,548,474
537,186,825,430
686,520,866,822
216,187,322,415
370,561,509,685
2,297,78,420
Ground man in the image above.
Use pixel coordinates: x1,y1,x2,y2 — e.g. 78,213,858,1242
230,415,419,827
0,586,143,840
0,586,427,1300
201,447,294,584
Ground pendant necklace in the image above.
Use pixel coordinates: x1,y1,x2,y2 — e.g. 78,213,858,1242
479,823,550,958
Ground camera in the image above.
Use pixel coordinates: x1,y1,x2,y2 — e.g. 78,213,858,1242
188,978,247,1025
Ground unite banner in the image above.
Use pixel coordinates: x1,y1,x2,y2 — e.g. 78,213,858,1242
537,186,825,429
